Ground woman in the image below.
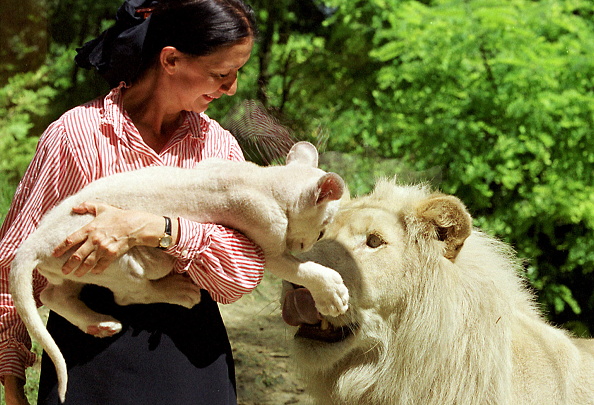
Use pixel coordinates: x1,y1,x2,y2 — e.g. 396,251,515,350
0,0,265,404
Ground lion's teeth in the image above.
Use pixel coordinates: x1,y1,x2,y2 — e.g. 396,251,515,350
321,319,329,330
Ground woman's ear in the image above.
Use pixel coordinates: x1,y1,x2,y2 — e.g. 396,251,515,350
160,46,181,74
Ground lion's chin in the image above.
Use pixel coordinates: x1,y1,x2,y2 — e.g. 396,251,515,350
292,319,361,372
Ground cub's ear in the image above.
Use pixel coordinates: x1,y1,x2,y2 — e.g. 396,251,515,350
315,173,345,205
286,141,319,167
415,194,473,261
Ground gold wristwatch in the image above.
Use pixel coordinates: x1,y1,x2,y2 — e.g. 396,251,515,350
157,216,173,249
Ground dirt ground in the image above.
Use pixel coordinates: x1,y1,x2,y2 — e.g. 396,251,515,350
219,273,315,405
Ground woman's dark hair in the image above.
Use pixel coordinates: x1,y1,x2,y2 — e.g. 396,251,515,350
75,0,258,87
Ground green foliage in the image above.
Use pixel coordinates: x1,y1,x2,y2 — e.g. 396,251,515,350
24,339,43,403
1,0,593,340
0,174,17,224
319,152,443,197
0,69,54,185
248,0,594,333
0,47,77,186
0,0,49,84
325,0,594,332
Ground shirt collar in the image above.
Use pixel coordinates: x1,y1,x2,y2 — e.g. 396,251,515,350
190,113,210,140
101,82,210,140
101,83,128,139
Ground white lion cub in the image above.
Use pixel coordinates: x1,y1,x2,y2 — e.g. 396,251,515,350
10,141,348,402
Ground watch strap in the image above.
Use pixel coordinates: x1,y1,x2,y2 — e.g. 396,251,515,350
157,216,173,249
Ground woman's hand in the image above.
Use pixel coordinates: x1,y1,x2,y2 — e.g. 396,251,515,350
4,375,29,405
52,201,174,277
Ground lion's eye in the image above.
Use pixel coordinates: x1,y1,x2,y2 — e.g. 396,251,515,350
317,230,325,241
366,233,385,248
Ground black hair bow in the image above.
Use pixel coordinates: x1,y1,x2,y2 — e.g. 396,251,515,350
75,0,159,87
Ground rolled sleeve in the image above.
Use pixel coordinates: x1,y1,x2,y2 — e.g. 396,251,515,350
0,339,37,384
167,218,265,304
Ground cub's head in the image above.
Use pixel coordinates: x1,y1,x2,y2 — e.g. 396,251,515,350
283,142,346,253
282,180,473,369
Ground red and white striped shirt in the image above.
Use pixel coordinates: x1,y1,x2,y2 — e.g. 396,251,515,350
0,86,265,382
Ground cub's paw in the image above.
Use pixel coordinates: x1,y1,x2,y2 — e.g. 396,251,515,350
86,321,122,337
312,289,349,317
310,272,349,317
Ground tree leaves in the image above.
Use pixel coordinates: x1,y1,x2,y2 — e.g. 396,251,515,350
1,0,593,334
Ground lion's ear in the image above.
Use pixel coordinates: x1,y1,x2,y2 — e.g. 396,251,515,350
415,195,473,261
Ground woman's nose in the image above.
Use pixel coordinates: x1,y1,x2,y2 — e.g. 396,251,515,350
220,72,238,96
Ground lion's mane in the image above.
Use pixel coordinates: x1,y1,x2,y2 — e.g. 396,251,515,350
289,181,594,405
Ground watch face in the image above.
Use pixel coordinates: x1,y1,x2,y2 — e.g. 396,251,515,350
159,234,173,248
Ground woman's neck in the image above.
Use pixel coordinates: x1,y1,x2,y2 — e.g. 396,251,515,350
122,72,183,153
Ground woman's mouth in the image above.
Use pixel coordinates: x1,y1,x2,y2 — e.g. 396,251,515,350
203,94,217,102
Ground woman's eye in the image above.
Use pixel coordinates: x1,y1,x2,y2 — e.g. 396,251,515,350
366,233,385,248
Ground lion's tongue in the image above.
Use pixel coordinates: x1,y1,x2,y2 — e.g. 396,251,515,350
282,287,322,326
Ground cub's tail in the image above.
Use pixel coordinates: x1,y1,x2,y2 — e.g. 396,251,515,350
9,248,68,403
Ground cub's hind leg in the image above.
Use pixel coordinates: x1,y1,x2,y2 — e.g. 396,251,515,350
111,246,203,308
111,272,203,309
40,280,122,337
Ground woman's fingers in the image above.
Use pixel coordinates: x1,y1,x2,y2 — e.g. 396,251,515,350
71,249,97,277
72,200,104,215
52,227,87,259
53,201,165,277
66,230,121,276
54,201,124,276
52,201,107,258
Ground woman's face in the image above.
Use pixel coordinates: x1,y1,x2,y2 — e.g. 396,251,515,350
168,38,253,113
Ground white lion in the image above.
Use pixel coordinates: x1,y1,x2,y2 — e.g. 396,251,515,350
282,180,594,405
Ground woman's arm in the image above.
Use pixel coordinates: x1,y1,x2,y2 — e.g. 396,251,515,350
4,375,29,405
166,218,265,304
51,202,173,276
52,203,266,304
52,118,266,303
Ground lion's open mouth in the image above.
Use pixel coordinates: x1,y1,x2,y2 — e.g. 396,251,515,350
282,286,355,343
295,320,354,343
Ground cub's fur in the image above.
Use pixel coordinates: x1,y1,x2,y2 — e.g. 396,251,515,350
10,141,348,402
282,180,594,405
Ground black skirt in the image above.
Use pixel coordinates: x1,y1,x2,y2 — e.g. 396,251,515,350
38,285,237,405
